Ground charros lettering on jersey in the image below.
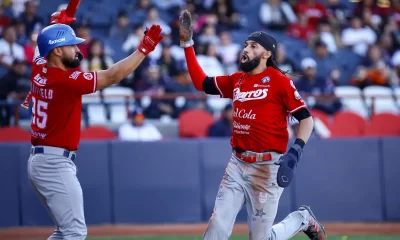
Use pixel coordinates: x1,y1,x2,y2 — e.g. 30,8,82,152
233,108,256,120
233,88,268,102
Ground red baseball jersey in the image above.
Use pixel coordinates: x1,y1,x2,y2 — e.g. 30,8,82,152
213,67,306,153
30,57,98,151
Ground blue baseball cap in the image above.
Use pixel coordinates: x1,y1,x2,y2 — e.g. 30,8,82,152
37,24,85,57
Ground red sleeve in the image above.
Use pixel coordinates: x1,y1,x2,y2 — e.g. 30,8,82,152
280,77,307,114
214,73,239,99
64,70,98,95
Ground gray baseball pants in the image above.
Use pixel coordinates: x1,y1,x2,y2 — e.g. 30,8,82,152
27,146,87,240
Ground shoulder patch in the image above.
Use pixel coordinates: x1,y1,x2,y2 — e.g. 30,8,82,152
83,73,93,80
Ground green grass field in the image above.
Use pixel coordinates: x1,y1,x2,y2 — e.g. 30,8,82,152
87,236,400,240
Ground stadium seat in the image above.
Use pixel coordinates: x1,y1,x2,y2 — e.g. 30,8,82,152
102,86,134,124
0,127,31,142
80,126,116,140
363,86,399,115
310,109,331,129
330,111,366,137
179,109,214,138
82,91,108,125
334,86,369,118
364,113,400,137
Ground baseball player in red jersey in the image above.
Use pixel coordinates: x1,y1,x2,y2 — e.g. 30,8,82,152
26,11,163,239
179,11,326,240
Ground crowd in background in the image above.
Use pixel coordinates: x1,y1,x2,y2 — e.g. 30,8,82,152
0,0,399,136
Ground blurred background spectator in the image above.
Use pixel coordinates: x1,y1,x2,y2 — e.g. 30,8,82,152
296,58,342,115
208,103,232,137
118,107,163,141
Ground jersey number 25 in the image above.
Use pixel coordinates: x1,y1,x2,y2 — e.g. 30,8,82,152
32,96,48,129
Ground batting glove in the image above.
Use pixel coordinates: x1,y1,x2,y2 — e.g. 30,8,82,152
138,24,164,56
275,140,304,188
50,9,76,25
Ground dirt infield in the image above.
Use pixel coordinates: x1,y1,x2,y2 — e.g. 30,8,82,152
0,223,400,239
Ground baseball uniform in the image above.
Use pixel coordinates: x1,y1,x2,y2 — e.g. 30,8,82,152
202,68,313,240
27,56,97,239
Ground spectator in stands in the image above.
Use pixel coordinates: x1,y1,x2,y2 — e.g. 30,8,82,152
109,10,130,41
14,19,28,46
134,0,153,12
325,0,351,27
81,39,114,73
210,0,240,30
393,0,400,27
152,0,185,11
208,103,232,137
309,19,339,53
385,15,400,53
353,0,392,21
216,31,240,74
294,0,327,31
23,30,38,65
361,7,383,35
341,15,377,56
75,24,92,59
0,5,11,35
0,24,25,69
296,58,341,115
157,42,181,78
197,23,219,45
350,44,391,88
311,39,340,84
165,66,205,117
390,50,400,86
17,0,43,37
0,60,29,126
275,44,298,75
286,12,315,41
259,0,297,31
134,64,168,92
122,24,145,53
118,107,163,141
197,42,225,76
143,7,171,35
137,65,175,119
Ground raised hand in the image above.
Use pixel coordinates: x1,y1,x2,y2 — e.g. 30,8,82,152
138,24,164,55
179,10,194,48
50,9,76,25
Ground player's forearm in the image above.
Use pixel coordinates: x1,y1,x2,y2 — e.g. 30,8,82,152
295,116,314,143
97,50,145,90
184,46,207,91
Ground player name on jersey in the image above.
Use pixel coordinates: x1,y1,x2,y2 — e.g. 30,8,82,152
31,82,53,100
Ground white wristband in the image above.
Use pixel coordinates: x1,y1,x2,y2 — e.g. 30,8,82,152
180,39,194,48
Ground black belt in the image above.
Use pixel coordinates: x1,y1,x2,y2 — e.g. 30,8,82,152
31,147,76,161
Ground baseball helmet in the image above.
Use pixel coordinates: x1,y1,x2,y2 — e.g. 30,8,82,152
37,24,85,57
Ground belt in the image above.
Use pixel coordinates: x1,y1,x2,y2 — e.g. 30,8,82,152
232,147,272,163
31,146,76,161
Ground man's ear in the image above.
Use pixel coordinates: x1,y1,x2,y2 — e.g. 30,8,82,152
263,51,272,60
53,47,62,57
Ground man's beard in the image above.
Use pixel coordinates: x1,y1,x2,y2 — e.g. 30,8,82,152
61,53,82,69
239,53,262,72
